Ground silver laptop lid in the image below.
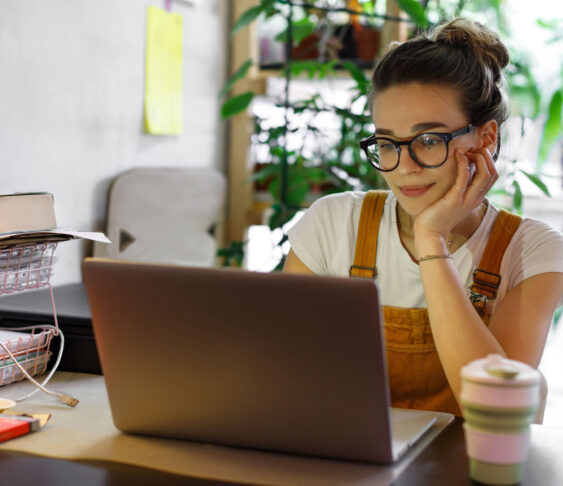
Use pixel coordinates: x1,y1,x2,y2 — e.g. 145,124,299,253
82,258,394,463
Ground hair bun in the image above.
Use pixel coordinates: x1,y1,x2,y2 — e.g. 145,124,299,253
431,18,509,82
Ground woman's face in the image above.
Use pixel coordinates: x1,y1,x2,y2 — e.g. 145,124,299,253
371,82,480,217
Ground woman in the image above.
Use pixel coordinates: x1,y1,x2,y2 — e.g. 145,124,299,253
283,18,563,416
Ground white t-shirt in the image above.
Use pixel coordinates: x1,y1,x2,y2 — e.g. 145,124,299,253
288,191,563,314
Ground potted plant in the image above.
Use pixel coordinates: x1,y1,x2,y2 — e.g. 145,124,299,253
219,0,559,268
349,0,383,64
219,1,393,269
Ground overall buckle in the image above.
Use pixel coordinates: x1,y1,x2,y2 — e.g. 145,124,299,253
470,268,502,300
349,265,378,279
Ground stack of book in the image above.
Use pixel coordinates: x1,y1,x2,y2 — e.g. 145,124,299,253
0,192,90,247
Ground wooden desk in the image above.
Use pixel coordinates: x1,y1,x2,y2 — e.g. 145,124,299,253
392,418,563,485
1,419,562,485
0,450,236,486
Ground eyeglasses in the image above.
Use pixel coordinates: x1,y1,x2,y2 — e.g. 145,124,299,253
359,124,475,172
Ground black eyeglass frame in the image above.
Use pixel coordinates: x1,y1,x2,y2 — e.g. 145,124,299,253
359,124,476,172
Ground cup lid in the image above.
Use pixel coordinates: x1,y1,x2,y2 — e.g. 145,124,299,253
461,354,540,386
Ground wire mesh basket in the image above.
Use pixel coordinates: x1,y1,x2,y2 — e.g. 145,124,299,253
0,330,53,386
0,242,58,386
0,241,57,295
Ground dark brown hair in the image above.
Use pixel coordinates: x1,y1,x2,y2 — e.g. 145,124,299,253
371,18,510,158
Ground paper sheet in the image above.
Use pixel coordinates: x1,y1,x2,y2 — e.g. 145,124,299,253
0,228,111,246
144,6,183,135
0,372,453,485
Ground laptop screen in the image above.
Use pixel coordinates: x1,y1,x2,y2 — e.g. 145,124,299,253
83,258,395,463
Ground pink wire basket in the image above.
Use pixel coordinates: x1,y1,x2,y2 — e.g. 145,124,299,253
0,242,58,386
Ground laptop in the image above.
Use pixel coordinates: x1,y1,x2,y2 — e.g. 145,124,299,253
82,258,445,464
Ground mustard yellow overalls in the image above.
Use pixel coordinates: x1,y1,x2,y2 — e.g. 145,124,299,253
349,191,522,416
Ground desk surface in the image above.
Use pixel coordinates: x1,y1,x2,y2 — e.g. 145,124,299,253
2,419,562,485
1,371,562,486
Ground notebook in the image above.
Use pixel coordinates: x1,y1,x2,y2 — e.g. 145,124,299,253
82,258,448,464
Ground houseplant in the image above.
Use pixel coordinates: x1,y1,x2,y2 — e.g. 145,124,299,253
219,0,560,269
220,1,396,269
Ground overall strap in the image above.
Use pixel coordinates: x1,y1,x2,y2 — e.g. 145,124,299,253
349,190,388,279
470,209,522,318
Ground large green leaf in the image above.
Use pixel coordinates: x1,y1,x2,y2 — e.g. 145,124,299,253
510,85,541,120
287,60,316,76
274,17,316,45
317,60,338,79
221,91,254,119
265,160,325,207
537,18,558,29
361,0,375,16
218,59,252,100
538,89,563,166
217,240,245,267
285,177,310,206
554,306,562,327
268,204,298,231
286,60,337,79
342,61,369,96
249,163,281,182
511,180,523,214
305,167,331,183
519,170,551,197
231,1,276,37
394,0,428,28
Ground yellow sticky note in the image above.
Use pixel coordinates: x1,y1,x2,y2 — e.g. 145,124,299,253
144,6,183,135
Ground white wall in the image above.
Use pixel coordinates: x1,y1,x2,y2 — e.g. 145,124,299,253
0,0,229,285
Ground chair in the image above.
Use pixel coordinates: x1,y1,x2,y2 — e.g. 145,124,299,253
93,168,226,267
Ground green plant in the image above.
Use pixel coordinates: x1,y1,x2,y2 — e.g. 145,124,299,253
535,18,563,168
416,0,562,214
219,1,391,269
216,240,246,267
218,0,562,268
554,306,563,327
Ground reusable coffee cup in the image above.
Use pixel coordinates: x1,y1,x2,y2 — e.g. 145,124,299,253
460,354,540,485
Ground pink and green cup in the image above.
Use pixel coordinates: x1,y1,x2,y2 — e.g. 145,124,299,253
461,354,541,485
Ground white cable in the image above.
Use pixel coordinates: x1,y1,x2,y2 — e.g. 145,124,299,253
0,325,78,407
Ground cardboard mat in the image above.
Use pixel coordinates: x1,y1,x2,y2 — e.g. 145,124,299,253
0,372,452,485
